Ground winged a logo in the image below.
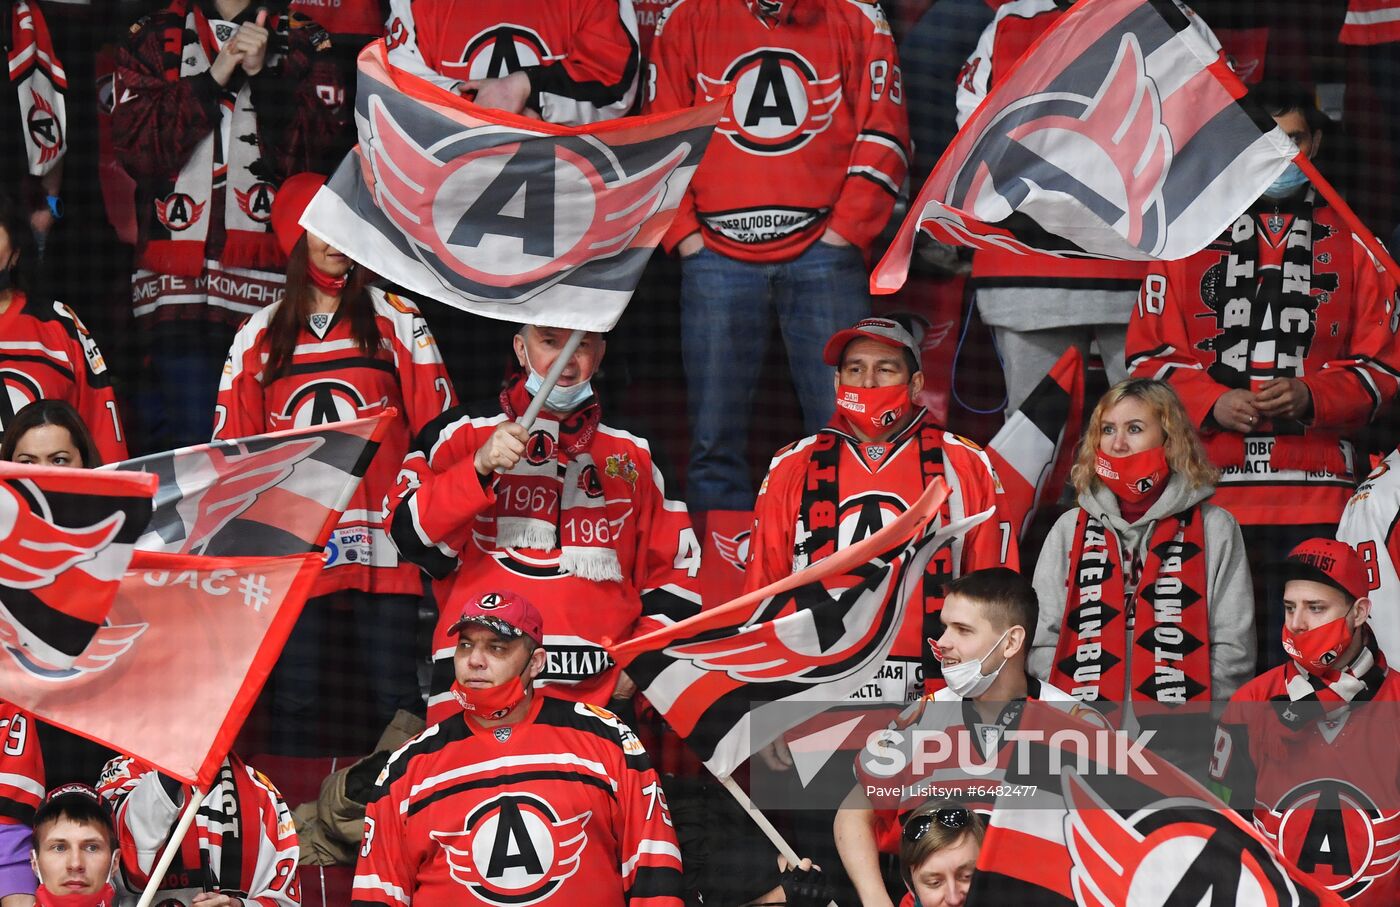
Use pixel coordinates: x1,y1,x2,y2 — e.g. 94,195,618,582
180,438,324,554
1258,779,1400,900
712,529,750,572
362,94,683,293
430,794,590,905
698,50,842,156
665,547,916,684
0,483,123,590
949,33,1174,258
0,481,137,674
1063,769,1311,907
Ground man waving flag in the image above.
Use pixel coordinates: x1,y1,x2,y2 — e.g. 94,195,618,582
872,0,1297,293
303,40,728,332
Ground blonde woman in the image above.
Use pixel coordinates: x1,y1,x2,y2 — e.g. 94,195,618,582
1030,379,1255,729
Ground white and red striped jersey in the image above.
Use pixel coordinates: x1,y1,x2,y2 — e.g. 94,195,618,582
1340,0,1400,45
215,287,457,597
98,754,299,907
352,696,683,906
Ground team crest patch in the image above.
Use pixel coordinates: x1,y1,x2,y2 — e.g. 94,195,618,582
493,726,512,742
604,453,639,487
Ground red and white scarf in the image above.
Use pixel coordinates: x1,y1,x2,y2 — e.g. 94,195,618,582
138,0,286,276
1275,627,1387,731
492,377,619,581
8,1,66,176
1050,507,1212,714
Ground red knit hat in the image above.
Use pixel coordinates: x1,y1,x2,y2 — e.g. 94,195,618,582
270,172,327,257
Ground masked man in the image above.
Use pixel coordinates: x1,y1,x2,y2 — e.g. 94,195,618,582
30,785,118,907
1211,539,1400,906
352,590,683,905
385,324,702,723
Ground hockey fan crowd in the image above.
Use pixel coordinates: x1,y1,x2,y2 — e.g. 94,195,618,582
2,0,1400,905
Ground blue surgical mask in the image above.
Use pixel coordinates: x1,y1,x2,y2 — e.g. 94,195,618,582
1262,162,1309,199
524,351,594,412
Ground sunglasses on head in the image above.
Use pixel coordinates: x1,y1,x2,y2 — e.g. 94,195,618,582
903,807,970,843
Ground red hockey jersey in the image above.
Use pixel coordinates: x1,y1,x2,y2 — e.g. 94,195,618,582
0,701,42,829
352,696,683,906
634,0,677,56
385,0,640,124
955,0,1149,290
386,404,703,723
1126,197,1400,527
0,293,128,464
1212,659,1400,906
746,411,1018,703
1340,0,1400,44
215,287,456,597
646,0,910,261
98,753,299,907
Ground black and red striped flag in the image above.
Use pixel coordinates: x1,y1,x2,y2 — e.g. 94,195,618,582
0,462,155,671
873,0,1297,293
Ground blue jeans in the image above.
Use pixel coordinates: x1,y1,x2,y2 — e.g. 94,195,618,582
680,241,870,511
132,326,231,455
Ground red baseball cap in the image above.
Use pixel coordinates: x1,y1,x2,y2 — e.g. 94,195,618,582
822,317,921,367
448,591,545,645
270,172,327,257
1278,538,1370,602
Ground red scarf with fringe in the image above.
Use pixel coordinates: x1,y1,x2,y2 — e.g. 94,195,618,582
492,376,618,581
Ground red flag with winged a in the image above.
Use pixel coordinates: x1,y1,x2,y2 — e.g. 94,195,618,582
108,413,391,558
0,549,323,788
610,481,999,778
968,702,1346,906
302,40,730,332
872,0,1297,293
0,463,156,671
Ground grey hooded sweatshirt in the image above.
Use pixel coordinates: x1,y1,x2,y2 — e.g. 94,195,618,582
1029,473,1256,703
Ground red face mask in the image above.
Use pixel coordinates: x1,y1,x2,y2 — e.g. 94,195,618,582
836,384,909,437
452,675,528,721
1095,447,1169,503
36,883,116,907
308,263,348,294
1282,609,1357,677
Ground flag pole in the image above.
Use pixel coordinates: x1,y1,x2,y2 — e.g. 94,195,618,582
716,775,839,907
135,787,207,907
1292,154,1400,281
517,328,585,432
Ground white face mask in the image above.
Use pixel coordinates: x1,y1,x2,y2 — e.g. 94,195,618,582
523,349,594,412
938,629,1010,699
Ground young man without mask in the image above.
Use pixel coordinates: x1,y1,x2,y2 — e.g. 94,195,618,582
29,786,118,907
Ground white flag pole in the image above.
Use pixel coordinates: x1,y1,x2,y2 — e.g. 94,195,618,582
135,787,207,907
716,775,838,907
517,328,585,432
